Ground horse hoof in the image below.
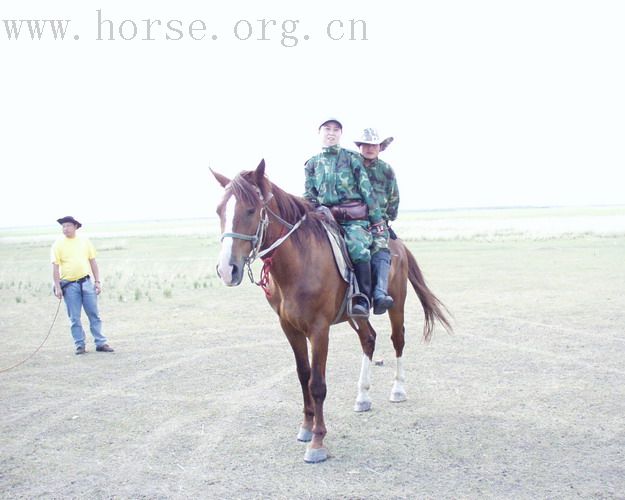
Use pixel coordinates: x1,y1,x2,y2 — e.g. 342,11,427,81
304,446,328,463
354,400,372,412
389,391,407,403
297,426,313,442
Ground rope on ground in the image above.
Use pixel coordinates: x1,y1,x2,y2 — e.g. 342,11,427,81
0,298,62,374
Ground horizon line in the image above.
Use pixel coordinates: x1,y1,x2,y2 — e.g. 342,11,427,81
1,203,624,231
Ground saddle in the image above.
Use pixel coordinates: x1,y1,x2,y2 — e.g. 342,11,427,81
319,216,369,323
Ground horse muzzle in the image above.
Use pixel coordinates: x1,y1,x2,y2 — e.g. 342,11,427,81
216,260,244,287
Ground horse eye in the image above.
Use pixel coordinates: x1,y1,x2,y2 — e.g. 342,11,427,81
246,208,255,216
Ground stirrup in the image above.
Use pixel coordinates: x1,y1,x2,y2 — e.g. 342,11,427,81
348,292,370,319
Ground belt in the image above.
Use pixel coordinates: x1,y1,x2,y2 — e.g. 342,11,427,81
59,275,90,293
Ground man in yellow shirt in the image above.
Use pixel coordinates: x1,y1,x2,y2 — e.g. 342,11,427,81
51,216,114,355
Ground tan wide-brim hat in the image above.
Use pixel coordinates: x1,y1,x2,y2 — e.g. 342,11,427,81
354,127,394,151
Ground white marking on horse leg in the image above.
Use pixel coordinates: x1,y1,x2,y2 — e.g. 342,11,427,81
304,445,328,463
354,354,372,412
217,196,236,285
297,426,313,442
389,356,407,402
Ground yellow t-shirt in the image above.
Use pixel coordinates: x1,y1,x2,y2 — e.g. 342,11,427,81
51,236,97,281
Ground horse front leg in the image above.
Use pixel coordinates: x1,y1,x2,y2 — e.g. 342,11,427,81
389,306,407,402
352,320,377,412
303,328,329,463
282,321,314,443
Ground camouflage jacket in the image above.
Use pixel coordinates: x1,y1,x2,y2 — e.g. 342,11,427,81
304,146,382,224
363,158,399,222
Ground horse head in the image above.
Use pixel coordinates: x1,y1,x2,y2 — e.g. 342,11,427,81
211,159,269,286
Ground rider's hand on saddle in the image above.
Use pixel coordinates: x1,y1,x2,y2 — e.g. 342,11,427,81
369,222,386,235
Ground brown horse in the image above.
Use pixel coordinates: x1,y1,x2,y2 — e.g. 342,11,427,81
212,159,452,463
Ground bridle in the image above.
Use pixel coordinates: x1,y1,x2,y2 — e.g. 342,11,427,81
219,189,306,283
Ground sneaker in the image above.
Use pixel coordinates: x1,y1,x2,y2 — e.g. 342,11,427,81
75,346,86,355
96,344,114,352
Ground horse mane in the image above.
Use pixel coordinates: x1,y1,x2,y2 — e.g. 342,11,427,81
231,170,329,250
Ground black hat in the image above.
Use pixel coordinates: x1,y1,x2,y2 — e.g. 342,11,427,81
57,216,82,228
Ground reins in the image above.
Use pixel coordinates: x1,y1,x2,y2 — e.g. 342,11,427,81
257,214,306,260
0,297,63,373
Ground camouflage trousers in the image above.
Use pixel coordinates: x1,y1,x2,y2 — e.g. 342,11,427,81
341,220,373,264
371,228,390,255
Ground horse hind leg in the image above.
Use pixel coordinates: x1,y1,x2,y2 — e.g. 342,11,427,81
354,354,373,412
388,306,408,403
351,319,376,412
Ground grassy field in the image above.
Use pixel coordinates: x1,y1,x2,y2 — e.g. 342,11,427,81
1,206,624,498
1,206,623,310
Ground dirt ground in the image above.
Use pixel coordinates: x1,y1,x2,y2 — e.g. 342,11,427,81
1,231,624,499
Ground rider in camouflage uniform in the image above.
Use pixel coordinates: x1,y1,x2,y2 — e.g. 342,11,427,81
355,127,399,315
304,118,382,317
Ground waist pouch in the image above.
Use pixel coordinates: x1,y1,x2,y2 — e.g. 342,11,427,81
329,201,368,222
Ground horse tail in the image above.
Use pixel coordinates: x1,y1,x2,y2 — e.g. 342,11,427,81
405,245,453,342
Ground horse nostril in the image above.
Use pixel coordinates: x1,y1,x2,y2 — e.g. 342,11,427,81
231,264,240,280
215,264,222,278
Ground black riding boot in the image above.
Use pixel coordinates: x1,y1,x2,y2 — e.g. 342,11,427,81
352,261,372,318
371,250,394,315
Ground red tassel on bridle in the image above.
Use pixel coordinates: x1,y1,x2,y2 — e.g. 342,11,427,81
257,257,273,297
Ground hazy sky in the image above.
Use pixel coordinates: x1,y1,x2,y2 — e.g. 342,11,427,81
2,1,623,228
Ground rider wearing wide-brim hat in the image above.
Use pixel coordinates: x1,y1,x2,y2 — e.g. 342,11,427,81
354,127,399,315
354,127,394,152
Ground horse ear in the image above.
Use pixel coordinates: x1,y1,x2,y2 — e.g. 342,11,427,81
255,159,268,197
210,168,231,188
255,159,266,180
